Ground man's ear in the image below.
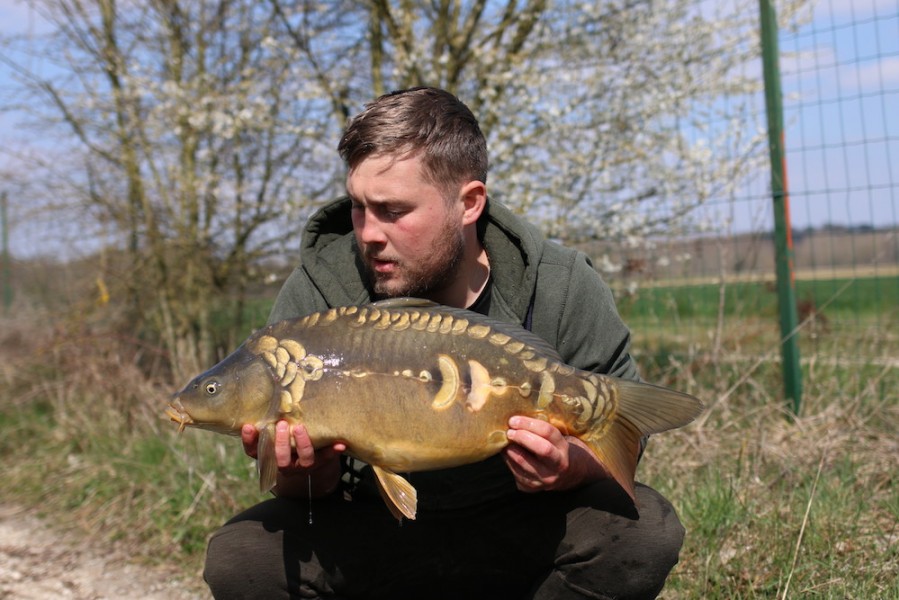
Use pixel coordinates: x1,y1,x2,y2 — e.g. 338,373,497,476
459,180,487,226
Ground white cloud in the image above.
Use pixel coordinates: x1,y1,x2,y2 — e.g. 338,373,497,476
854,55,899,87
822,0,897,17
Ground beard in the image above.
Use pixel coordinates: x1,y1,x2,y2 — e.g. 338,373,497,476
362,217,466,299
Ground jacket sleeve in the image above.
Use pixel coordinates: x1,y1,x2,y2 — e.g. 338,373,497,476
533,247,640,382
533,247,648,458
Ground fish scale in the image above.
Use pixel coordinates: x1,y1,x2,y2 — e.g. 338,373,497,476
166,298,703,520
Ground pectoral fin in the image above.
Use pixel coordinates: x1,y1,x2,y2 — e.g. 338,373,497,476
257,424,279,493
372,465,418,521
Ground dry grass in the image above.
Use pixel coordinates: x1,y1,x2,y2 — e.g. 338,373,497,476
1,303,897,598
639,343,898,598
0,307,261,580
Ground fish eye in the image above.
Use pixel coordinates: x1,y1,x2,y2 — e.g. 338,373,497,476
204,381,220,395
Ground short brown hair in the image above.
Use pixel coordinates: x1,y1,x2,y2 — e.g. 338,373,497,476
338,87,488,197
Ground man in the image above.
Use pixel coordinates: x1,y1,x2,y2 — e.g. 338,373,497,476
204,87,685,599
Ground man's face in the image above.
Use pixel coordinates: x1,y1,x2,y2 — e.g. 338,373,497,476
346,153,465,299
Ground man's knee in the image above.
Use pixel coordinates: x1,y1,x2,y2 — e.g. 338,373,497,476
204,519,290,599
597,483,684,598
632,482,686,560
536,482,685,599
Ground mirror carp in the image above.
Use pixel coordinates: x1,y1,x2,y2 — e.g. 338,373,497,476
166,298,703,520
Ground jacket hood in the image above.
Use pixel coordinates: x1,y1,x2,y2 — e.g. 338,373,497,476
299,196,546,323
299,198,371,306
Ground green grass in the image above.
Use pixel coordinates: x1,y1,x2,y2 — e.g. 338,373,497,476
2,406,264,575
208,295,276,345
651,446,898,598
615,276,899,322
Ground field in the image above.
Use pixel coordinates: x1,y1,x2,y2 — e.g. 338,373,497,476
1,274,897,598
617,276,899,370
619,275,899,597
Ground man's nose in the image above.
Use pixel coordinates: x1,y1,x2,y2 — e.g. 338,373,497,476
354,211,387,245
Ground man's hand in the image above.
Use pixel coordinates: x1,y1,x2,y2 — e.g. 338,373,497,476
241,421,346,498
503,416,611,493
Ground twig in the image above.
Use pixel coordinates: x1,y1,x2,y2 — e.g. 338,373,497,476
781,449,826,600
177,471,216,525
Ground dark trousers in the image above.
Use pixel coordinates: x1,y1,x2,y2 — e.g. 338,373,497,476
204,480,684,600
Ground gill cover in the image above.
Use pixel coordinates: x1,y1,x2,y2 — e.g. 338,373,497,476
171,347,275,435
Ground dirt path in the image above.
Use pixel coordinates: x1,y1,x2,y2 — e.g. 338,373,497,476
0,504,210,599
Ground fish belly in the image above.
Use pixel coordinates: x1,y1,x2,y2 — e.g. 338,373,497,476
297,369,532,472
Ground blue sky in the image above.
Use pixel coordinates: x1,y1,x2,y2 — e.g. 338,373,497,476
781,0,898,228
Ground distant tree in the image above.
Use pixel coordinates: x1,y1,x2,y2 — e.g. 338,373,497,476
267,0,809,245
2,0,338,375
1,0,809,373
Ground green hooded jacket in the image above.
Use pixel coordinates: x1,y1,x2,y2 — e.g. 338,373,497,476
268,197,640,509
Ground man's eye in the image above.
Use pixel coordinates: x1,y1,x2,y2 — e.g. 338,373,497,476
383,207,406,220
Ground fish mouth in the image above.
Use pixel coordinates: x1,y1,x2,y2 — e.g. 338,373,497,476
165,400,194,433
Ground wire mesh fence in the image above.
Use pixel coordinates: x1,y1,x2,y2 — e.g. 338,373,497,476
2,1,895,402
597,0,899,399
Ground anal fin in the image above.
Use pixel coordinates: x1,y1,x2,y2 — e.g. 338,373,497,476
372,465,418,520
583,417,642,503
582,377,703,503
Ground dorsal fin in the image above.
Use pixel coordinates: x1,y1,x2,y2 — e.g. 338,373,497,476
475,315,563,362
432,303,563,362
368,298,563,362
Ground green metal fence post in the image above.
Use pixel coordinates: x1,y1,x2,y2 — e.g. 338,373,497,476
1,192,11,313
759,0,803,415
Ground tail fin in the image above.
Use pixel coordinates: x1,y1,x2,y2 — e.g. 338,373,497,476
582,379,703,501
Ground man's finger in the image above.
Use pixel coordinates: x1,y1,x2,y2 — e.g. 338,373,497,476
507,425,558,460
503,449,543,493
274,421,293,467
509,416,563,442
292,424,316,468
241,424,258,459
